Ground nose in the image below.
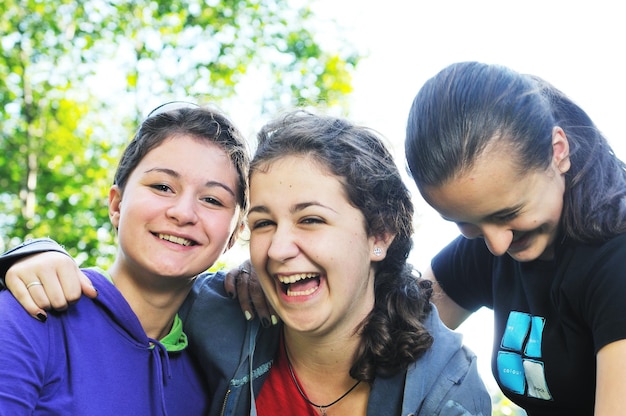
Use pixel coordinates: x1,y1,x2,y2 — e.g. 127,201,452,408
457,223,512,256
267,224,299,263
480,224,513,256
166,195,199,225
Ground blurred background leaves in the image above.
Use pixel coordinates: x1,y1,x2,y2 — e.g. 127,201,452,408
0,0,359,268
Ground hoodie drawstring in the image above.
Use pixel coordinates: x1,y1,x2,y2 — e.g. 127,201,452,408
149,338,172,415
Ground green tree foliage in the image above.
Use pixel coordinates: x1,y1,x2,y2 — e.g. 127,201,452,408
0,0,359,268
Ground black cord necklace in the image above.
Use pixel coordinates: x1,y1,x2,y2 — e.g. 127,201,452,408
283,336,361,416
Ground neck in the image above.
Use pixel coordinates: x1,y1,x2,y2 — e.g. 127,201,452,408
109,262,193,340
285,329,358,390
284,328,359,374
283,328,369,414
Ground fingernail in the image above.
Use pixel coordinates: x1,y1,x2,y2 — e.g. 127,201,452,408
36,313,47,323
261,318,270,328
227,291,235,299
244,311,252,321
271,315,279,326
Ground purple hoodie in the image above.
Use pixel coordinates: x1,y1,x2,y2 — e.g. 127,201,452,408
0,268,208,415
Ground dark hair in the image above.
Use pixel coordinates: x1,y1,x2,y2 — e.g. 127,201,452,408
115,104,250,223
253,110,433,382
406,61,626,243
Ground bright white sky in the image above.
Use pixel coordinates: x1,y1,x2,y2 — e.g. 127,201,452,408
295,0,625,396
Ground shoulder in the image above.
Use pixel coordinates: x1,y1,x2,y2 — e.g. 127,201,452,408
403,306,474,385
556,234,626,349
593,233,626,259
420,306,469,372
182,271,230,314
555,233,626,284
0,291,59,374
79,268,128,309
560,232,626,261
0,290,45,330
402,307,491,414
181,271,247,333
193,270,229,296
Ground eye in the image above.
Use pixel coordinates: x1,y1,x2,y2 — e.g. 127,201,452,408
151,184,173,193
300,216,324,225
249,219,275,230
492,211,518,223
202,196,225,207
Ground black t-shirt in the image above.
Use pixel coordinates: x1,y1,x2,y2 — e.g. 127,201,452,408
432,233,626,415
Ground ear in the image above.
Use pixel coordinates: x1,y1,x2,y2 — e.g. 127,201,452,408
552,126,571,174
369,232,396,262
109,185,123,230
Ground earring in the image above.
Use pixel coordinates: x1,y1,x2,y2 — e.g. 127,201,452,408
373,247,383,256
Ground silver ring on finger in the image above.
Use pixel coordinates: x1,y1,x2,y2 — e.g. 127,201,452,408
26,281,43,290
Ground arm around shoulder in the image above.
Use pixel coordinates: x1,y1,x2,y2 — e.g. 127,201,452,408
0,238,91,319
0,238,70,283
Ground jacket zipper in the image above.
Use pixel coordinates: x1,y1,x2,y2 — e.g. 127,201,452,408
220,389,231,416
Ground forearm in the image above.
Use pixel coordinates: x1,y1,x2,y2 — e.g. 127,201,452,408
0,238,70,287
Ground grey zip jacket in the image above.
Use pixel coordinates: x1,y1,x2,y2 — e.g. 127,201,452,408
181,273,492,416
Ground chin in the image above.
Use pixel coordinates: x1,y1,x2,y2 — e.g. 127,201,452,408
508,251,539,262
508,241,552,262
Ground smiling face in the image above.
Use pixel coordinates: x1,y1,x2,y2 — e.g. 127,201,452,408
422,134,570,262
248,155,379,335
109,135,241,284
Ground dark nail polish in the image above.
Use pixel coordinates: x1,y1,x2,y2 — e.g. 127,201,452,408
36,313,47,323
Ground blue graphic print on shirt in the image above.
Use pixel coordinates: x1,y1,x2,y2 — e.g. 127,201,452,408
497,311,552,401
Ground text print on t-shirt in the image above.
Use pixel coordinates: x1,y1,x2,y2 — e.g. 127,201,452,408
497,311,553,401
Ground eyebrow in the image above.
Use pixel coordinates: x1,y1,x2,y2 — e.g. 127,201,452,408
440,205,522,223
145,167,236,197
248,201,338,215
486,205,522,218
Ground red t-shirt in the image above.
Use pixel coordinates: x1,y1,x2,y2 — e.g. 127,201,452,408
256,333,318,416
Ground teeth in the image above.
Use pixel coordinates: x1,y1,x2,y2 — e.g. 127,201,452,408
287,286,317,297
277,273,319,284
158,234,192,246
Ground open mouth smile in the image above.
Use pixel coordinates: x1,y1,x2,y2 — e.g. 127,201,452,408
277,273,321,296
